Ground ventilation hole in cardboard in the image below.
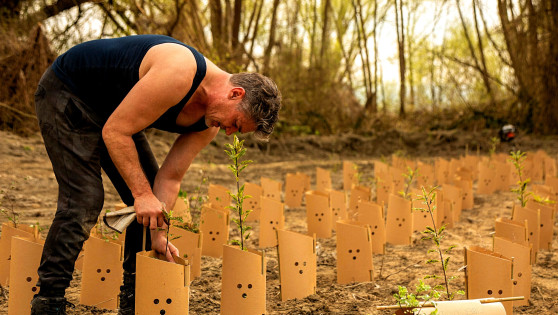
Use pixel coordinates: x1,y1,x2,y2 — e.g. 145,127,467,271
101,277,106,281
396,218,399,221
32,287,37,292
487,290,493,295
154,299,160,304
423,215,427,218
269,221,273,224
315,214,318,217
97,269,101,273
166,298,172,304
372,232,375,235
216,232,220,235
242,293,247,298
248,284,252,289
26,277,32,282
212,238,216,241
237,284,242,289
530,232,533,235
352,256,356,260
374,225,378,229
348,249,352,253
541,224,543,227
402,218,405,222
275,221,279,224
160,310,165,315
398,224,402,227
299,270,303,274
498,290,503,294
209,231,213,235
295,262,299,266
518,272,522,277
513,281,518,285
318,218,322,222
106,269,111,273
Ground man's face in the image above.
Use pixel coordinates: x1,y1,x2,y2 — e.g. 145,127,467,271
206,107,256,136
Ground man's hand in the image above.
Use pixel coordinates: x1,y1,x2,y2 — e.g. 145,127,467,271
134,194,166,230
151,230,179,263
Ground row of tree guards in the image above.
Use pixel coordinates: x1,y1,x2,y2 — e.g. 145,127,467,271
0,150,556,313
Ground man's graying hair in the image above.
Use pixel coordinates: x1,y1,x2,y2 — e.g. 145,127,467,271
230,73,281,141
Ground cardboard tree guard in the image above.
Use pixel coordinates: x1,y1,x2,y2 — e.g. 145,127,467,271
477,162,498,195
524,200,555,251
0,222,38,286
208,184,231,211
343,161,358,191
7,237,44,315
328,189,348,231
348,185,371,219
494,217,528,246
375,178,392,209
200,206,229,258
305,191,332,238
388,166,406,195
336,220,374,284
261,177,282,201
221,245,266,315
416,161,435,189
545,176,558,200
465,246,514,315
435,158,451,185
544,157,556,179
356,200,386,254
244,182,263,222
493,236,532,307
442,184,462,222
316,167,332,193
169,226,202,280
80,235,123,310
259,197,285,248
276,229,316,301
511,204,540,264
494,161,511,192
385,194,413,245
135,250,190,315
454,178,474,210
284,173,307,208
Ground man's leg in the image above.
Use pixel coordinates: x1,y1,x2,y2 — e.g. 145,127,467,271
100,131,159,314
33,68,104,313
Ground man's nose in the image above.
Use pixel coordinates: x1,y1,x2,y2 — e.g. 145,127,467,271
225,127,238,135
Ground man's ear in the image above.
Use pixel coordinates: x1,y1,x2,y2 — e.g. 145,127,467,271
229,87,245,100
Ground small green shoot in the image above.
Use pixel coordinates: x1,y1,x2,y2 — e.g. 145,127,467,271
508,150,532,207
225,135,253,250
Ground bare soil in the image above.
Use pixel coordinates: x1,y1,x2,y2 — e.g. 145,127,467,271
0,128,557,314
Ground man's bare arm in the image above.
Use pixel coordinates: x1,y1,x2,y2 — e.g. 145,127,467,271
102,44,196,230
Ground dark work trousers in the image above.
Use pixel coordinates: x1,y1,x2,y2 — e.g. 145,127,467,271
34,67,156,295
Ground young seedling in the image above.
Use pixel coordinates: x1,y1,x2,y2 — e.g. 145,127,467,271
488,137,500,159
0,182,20,227
508,150,532,207
176,160,212,233
225,135,253,250
394,186,464,314
399,167,419,200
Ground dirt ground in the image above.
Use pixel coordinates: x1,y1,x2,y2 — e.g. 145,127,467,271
0,128,557,314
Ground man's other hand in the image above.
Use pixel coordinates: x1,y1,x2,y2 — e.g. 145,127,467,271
134,194,166,230
151,232,179,263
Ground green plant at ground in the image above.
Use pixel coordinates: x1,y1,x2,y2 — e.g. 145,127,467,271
1,181,20,227
399,166,419,200
508,150,532,207
160,207,184,256
488,137,500,158
225,135,253,250
394,186,464,314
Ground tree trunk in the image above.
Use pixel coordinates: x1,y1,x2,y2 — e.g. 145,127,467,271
395,0,406,118
262,0,280,76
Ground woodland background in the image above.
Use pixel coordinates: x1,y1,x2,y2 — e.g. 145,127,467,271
0,0,557,137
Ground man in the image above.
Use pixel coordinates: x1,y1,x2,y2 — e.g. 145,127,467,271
31,34,281,314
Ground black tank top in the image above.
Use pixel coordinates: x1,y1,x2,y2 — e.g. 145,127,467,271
52,35,208,134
